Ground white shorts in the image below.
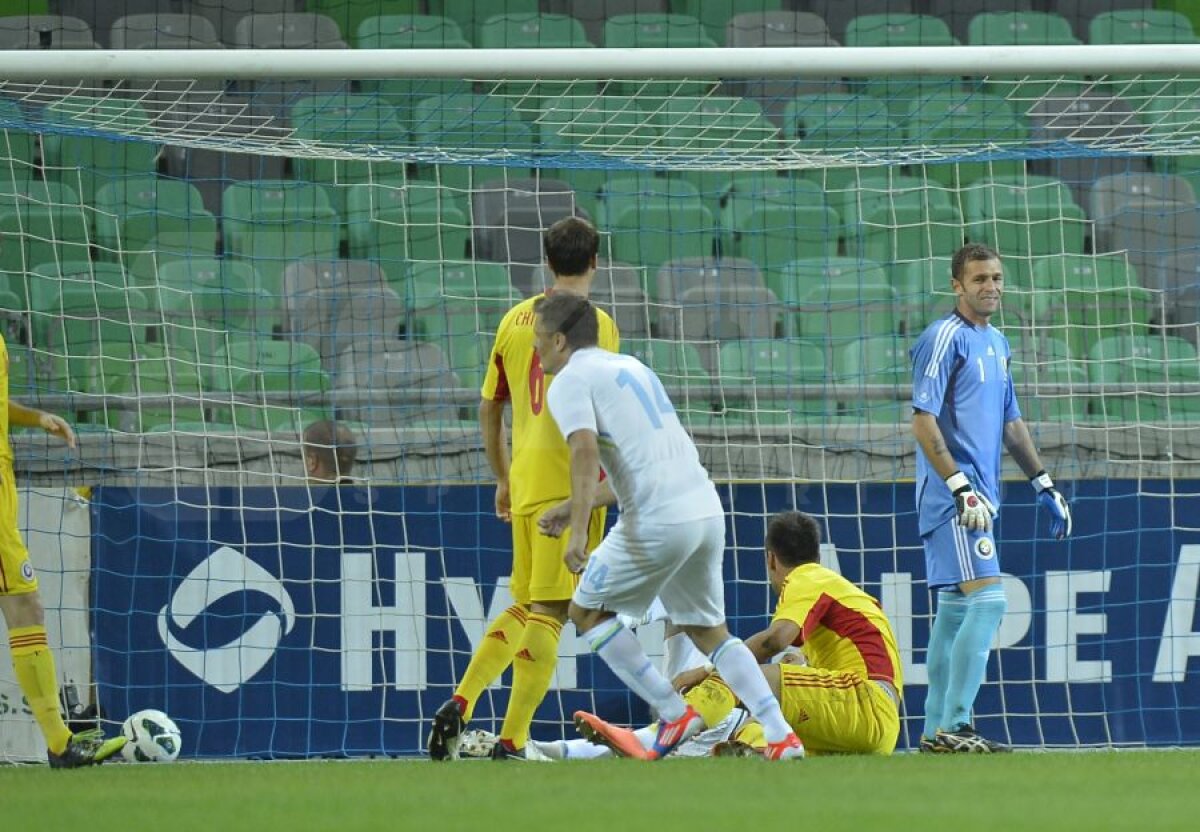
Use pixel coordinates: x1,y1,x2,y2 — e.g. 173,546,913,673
573,514,726,628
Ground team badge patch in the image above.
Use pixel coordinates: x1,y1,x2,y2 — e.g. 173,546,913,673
975,538,995,560
20,561,34,581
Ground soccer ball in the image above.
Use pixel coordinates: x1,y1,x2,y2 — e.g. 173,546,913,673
120,709,182,763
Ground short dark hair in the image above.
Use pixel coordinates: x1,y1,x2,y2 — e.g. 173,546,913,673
951,243,1000,283
534,292,599,350
303,420,358,480
544,216,599,277
766,511,822,568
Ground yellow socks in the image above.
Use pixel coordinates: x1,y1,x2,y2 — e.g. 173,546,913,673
9,626,71,755
454,605,527,722
499,612,563,749
684,674,739,729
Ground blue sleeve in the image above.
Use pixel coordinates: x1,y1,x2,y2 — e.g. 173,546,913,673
911,323,957,416
1003,342,1022,423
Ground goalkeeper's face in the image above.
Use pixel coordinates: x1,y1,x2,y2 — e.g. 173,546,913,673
953,258,1003,324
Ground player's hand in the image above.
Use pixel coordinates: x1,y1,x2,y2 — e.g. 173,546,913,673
39,412,76,449
671,667,711,694
537,500,571,538
945,471,996,532
494,479,511,523
564,537,588,574
1031,471,1072,540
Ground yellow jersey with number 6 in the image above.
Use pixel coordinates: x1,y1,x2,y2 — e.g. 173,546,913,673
481,293,618,515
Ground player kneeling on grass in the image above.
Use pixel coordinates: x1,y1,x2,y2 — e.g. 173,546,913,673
533,293,803,762
580,511,903,758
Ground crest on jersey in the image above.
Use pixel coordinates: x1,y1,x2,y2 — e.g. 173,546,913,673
20,560,34,581
975,537,995,560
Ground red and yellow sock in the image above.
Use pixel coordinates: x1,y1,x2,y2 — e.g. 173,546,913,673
499,612,563,749
454,605,528,722
9,625,71,755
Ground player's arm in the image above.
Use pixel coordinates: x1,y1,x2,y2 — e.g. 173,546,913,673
10,401,75,448
537,479,615,538
743,618,802,664
912,410,996,532
562,429,600,573
479,396,511,522
1004,417,1072,539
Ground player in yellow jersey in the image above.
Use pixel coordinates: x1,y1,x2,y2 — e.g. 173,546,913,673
0,331,127,766
427,217,619,760
583,510,903,757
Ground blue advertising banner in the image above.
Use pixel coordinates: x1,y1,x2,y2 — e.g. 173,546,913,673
91,480,1200,757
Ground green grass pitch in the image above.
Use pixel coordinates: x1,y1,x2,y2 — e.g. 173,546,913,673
5,751,1200,831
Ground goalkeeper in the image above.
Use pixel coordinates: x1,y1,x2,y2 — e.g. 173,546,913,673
910,244,1072,754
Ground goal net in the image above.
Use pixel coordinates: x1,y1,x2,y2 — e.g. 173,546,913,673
2,27,1200,758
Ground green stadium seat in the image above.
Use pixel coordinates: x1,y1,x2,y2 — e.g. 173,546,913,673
93,177,217,266
648,96,782,192
289,94,406,215
429,0,539,43
607,197,716,274
772,256,888,309
478,12,590,47
602,14,718,95
716,337,831,423
676,0,785,45
723,200,840,282
345,181,471,268
405,260,518,340
1088,334,1200,422
0,180,90,284
211,337,330,433
843,13,960,116
785,94,899,159
221,180,341,298
1010,353,1088,423
91,341,208,432
356,13,468,48
965,176,1088,283
26,261,132,315
889,257,957,332
836,334,909,423
41,97,160,204
411,92,533,189
623,336,710,380
32,284,152,394
968,11,1079,46
0,98,37,170
155,258,275,363
838,175,963,266
718,175,827,249
315,0,419,47
903,92,1028,188
787,273,899,347
1089,9,1196,45
598,174,700,228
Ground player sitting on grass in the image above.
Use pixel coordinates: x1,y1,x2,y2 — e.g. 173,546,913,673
578,511,903,758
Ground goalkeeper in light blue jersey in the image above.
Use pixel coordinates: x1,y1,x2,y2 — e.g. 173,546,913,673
910,243,1072,754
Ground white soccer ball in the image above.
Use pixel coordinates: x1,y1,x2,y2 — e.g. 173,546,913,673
120,709,182,763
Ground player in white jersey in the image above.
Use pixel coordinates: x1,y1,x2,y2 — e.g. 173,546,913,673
531,292,804,761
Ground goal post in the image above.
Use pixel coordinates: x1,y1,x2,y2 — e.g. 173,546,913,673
3,41,1200,758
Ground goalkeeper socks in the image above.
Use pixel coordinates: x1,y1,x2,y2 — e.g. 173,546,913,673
683,675,738,729
9,626,71,755
498,612,562,749
709,637,793,744
923,589,968,738
944,584,1008,731
581,619,688,722
455,604,528,722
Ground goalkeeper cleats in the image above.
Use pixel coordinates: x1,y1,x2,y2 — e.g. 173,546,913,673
763,732,806,761
427,697,466,761
47,730,126,769
934,725,1011,754
918,735,942,754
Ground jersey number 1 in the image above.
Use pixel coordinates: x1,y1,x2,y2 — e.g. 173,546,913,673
617,367,674,428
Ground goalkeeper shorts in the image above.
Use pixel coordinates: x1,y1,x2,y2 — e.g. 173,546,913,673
922,518,1000,589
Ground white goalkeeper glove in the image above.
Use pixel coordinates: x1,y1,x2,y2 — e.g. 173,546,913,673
945,471,997,532
1031,471,1072,540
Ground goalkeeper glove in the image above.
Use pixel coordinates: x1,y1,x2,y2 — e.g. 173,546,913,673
946,471,996,532
1031,471,1072,540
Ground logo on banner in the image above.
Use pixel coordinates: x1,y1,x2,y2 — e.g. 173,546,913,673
157,546,296,694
